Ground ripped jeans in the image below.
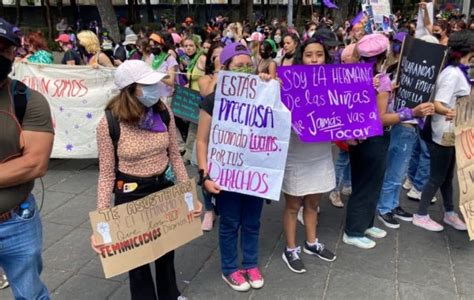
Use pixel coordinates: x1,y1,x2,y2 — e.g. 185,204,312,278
377,124,418,215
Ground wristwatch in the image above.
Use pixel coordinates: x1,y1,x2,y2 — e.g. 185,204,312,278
198,169,212,186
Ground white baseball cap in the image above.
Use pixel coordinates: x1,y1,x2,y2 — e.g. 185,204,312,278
122,33,138,45
114,60,168,90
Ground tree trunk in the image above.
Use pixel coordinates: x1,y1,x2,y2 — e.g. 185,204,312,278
246,0,254,25
146,0,154,23
295,0,303,29
15,0,22,26
45,0,53,41
333,0,349,27
57,0,63,19
0,1,4,19
128,0,135,23
97,0,121,42
70,0,79,25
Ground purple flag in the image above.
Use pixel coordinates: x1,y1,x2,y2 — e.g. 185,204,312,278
277,64,383,142
322,0,338,9
352,11,364,26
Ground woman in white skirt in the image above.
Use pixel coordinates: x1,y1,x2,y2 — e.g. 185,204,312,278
281,37,337,274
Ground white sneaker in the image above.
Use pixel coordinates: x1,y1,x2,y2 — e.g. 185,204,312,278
343,233,376,249
403,177,413,190
364,226,387,239
341,186,352,196
297,206,304,226
329,191,344,208
407,187,437,203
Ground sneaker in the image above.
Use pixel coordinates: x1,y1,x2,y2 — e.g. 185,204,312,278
341,186,352,196
412,214,444,232
282,247,306,274
443,212,467,231
303,240,336,262
222,271,251,292
297,206,304,226
393,207,413,222
201,211,215,231
329,191,344,208
402,177,413,190
407,187,437,203
0,274,8,289
342,233,376,249
364,226,387,239
245,267,264,289
377,212,400,229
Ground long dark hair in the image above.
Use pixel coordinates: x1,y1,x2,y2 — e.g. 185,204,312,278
205,42,225,75
294,37,332,65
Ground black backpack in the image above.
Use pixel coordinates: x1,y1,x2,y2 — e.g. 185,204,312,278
105,108,171,170
12,80,29,126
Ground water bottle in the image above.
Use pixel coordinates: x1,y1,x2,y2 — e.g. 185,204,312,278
19,202,32,219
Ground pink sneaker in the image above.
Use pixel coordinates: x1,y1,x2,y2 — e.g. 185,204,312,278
443,212,467,231
222,270,250,292
245,267,264,289
412,214,444,232
201,211,214,231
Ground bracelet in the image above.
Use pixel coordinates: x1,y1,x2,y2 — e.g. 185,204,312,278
198,169,212,186
398,107,414,121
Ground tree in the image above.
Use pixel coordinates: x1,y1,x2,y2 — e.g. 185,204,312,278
145,0,154,23
97,0,121,42
240,0,254,26
0,1,4,19
333,0,349,26
70,0,80,24
15,0,22,26
295,0,303,28
45,0,53,41
57,0,63,19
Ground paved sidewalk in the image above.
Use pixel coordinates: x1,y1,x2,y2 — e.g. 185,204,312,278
1,159,473,300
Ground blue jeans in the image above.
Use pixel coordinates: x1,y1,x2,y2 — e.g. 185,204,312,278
408,136,431,191
216,191,264,276
333,150,351,192
0,194,50,300
377,124,418,215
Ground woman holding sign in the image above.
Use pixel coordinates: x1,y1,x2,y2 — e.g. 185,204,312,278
281,37,337,275
196,43,271,292
92,60,201,300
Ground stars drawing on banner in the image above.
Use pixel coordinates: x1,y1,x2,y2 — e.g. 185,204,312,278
59,106,64,112
66,144,74,151
86,112,93,120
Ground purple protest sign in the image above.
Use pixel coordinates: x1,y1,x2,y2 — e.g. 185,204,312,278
278,64,383,142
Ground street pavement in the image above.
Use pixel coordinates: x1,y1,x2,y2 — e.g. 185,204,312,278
1,158,473,300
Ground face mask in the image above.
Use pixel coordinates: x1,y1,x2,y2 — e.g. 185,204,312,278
260,51,270,59
230,65,255,74
274,35,282,44
0,55,13,82
126,45,134,52
137,84,161,107
226,31,234,39
151,47,161,55
392,43,402,54
433,33,442,40
308,31,315,38
203,48,209,54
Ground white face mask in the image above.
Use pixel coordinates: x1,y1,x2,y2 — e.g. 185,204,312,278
274,35,282,44
226,31,234,39
308,31,315,38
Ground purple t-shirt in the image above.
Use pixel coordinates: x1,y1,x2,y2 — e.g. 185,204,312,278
156,55,178,97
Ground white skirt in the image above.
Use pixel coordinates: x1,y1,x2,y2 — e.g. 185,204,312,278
282,132,336,196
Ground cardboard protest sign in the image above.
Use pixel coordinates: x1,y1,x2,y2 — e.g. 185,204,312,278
172,85,202,124
394,36,448,111
89,180,203,278
278,64,382,143
207,71,291,201
454,96,474,240
361,0,394,33
12,62,116,159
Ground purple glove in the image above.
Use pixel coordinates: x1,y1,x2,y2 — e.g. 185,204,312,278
398,107,414,122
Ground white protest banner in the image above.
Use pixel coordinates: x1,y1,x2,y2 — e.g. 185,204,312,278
361,0,394,33
415,2,434,39
12,62,116,159
89,179,203,278
454,96,474,240
207,71,291,201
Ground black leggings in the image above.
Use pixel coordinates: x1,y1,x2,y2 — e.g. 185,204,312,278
114,172,180,300
417,141,455,216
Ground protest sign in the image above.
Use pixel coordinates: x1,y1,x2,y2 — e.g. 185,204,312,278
207,71,291,201
415,1,434,38
394,36,448,111
278,64,382,143
454,96,474,240
89,179,203,278
172,85,202,124
12,62,116,159
361,0,394,33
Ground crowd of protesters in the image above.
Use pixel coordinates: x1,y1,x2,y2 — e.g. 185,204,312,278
1,1,473,299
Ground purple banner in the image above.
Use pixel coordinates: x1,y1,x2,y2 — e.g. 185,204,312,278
278,64,383,142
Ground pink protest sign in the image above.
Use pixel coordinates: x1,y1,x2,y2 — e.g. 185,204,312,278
278,64,383,142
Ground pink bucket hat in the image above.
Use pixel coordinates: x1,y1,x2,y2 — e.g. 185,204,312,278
246,32,265,42
356,34,389,58
341,43,357,63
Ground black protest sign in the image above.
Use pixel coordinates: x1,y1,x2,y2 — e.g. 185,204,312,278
172,85,203,124
394,35,448,110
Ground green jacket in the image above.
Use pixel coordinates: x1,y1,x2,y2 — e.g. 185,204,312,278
27,50,54,64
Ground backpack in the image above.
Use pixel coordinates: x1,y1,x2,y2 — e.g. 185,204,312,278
12,80,29,126
104,108,172,174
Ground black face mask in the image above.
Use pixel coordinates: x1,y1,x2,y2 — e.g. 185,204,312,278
284,52,294,59
209,62,215,73
151,47,161,55
433,33,442,40
0,55,13,82
126,45,134,52
260,52,271,59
